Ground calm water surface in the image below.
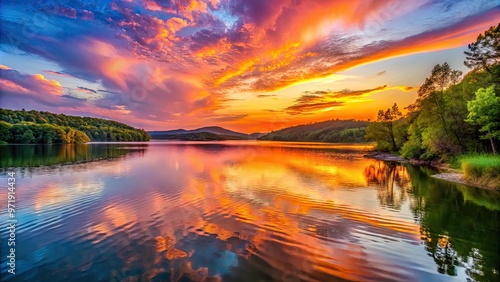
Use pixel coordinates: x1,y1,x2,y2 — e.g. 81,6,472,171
0,141,499,281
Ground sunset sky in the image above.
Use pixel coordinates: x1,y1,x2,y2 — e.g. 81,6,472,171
0,0,499,133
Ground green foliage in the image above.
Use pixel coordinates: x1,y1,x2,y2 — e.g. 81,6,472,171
365,103,406,152
0,108,150,143
460,154,500,189
400,122,426,159
373,63,499,160
397,62,500,160
5,123,87,144
62,127,91,143
465,86,500,153
464,23,500,74
395,23,500,160
0,121,12,142
21,129,36,144
407,63,462,114
259,119,369,143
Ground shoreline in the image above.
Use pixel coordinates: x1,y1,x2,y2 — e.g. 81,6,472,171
363,151,498,191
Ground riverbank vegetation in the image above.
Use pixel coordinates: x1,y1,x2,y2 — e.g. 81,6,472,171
461,155,500,188
365,23,499,188
0,109,150,144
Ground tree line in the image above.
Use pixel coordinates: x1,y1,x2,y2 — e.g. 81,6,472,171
365,23,500,160
0,109,150,144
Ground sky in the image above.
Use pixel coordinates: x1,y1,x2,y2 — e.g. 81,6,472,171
0,0,498,133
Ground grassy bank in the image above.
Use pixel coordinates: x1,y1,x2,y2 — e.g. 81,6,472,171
460,155,500,190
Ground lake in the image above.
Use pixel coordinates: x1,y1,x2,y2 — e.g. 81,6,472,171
0,141,499,281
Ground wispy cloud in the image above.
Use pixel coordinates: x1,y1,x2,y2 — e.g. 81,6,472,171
285,85,417,115
285,101,345,115
205,114,249,122
76,86,97,94
256,94,277,98
43,70,70,77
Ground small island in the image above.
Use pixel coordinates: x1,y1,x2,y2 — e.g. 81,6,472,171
0,109,150,144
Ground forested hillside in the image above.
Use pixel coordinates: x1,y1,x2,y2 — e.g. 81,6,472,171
0,109,150,144
259,119,369,143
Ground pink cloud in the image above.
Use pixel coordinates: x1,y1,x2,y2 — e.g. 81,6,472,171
58,6,77,18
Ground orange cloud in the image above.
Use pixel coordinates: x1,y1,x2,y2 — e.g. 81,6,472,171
285,85,389,115
32,74,63,95
210,6,499,95
209,0,410,91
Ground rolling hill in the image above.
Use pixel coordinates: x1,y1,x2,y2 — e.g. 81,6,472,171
258,119,369,143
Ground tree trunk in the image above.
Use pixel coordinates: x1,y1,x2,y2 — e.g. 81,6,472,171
388,122,397,152
490,137,497,155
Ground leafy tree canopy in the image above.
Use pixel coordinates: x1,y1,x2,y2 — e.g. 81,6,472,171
464,23,500,74
465,85,500,154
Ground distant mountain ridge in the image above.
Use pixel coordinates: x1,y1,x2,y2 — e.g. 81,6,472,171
149,120,368,143
258,119,369,143
148,126,264,140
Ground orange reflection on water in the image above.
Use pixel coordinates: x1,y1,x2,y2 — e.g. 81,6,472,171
364,160,413,210
85,142,421,281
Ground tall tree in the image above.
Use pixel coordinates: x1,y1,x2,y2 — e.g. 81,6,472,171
407,63,462,113
366,103,405,152
408,63,465,148
465,85,500,154
464,23,500,74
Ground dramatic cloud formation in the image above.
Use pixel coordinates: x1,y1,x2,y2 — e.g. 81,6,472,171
0,0,498,131
0,69,63,98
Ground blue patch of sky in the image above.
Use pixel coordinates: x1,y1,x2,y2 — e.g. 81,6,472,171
0,49,59,75
383,0,498,39
351,0,498,45
212,9,239,30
